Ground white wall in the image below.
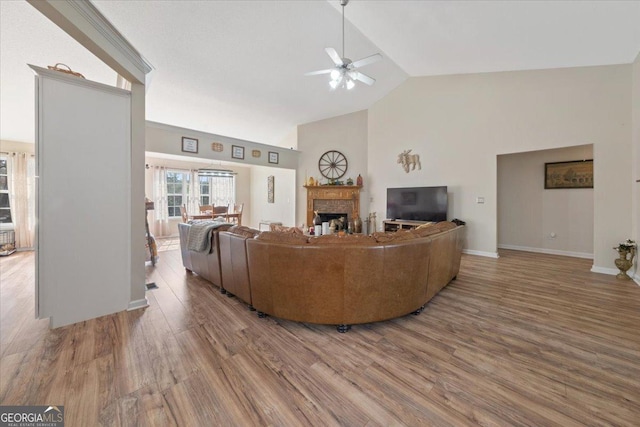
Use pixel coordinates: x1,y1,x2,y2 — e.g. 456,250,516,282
296,110,369,227
249,165,296,229
497,144,593,258
368,65,632,267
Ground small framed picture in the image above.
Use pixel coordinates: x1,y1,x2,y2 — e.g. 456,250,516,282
232,145,245,160
268,151,279,164
182,137,198,153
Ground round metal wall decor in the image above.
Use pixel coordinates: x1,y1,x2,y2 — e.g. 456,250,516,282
318,150,348,179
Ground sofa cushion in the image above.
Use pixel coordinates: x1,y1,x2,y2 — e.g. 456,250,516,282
372,230,418,243
308,234,378,245
270,224,305,234
255,231,309,244
228,225,260,238
410,221,457,237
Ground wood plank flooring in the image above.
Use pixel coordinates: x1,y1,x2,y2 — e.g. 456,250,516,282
1,248,639,426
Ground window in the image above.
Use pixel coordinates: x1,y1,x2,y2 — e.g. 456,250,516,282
199,177,210,206
166,170,187,218
164,170,235,218
199,175,235,207
0,157,11,224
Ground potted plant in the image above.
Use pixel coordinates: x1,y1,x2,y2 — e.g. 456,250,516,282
613,239,636,280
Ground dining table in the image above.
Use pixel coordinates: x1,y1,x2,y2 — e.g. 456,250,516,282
188,211,242,225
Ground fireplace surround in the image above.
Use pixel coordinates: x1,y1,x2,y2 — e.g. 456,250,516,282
304,185,362,227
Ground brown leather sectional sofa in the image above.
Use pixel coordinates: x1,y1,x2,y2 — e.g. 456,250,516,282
178,222,464,332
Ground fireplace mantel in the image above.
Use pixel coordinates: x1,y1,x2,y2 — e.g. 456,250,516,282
304,185,362,226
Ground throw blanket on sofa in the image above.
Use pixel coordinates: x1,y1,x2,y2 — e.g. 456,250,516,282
187,222,228,253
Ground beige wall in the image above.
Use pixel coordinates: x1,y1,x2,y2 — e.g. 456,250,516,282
497,144,593,257
249,166,296,229
296,110,369,228
368,65,632,268
632,51,640,281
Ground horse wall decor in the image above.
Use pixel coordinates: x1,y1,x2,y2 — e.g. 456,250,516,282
397,149,421,173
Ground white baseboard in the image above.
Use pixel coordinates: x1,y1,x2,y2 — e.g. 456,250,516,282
127,297,149,311
498,244,593,259
463,249,500,258
590,266,619,276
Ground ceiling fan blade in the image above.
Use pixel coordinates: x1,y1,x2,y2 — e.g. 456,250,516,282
353,71,375,86
304,69,334,76
325,47,344,66
351,53,382,69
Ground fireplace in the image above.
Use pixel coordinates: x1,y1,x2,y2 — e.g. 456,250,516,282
318,213,348,223
305,185,362,227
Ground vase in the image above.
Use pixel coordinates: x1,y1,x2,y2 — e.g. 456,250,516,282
614,247,635,280
356,174,363,186
353,215,362,234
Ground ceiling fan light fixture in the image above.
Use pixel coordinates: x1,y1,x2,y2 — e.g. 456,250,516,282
305,0,382,90
346,79,355,90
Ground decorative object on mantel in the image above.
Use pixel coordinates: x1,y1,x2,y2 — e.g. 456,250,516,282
252,149,261,158
47,63,85,79
613,239,636,280
211,142,224,152
346,177,354,185
318,150,348,179
398,149,421,173
267,175,275,203
545,159,593,189
356,174,363,186
181,137,198,154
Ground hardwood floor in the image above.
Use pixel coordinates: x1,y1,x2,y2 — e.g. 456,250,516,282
1,248,639,426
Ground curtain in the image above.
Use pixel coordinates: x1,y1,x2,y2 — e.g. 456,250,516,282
8,153,35,249
210,176,235,207
188,170,200,212
151,165,170,237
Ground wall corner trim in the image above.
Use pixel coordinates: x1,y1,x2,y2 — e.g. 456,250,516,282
127,298,149,311
463,249,499,258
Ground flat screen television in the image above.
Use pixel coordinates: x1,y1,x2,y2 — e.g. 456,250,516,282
386,186,448,222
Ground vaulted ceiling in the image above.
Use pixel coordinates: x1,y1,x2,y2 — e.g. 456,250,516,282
1,1,638,146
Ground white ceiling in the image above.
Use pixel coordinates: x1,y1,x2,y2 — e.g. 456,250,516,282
1,1,639,147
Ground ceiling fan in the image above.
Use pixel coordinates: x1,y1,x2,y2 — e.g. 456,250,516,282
305,0,382,90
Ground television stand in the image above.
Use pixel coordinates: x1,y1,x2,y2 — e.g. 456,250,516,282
383,219,429,232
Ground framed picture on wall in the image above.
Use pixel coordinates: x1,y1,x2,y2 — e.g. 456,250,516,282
544,159,593,189
181,137,198,153
232,145,245,160
268,175,274,203
268,151,279,164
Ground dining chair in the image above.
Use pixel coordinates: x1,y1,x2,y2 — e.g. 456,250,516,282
228,203,243,225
